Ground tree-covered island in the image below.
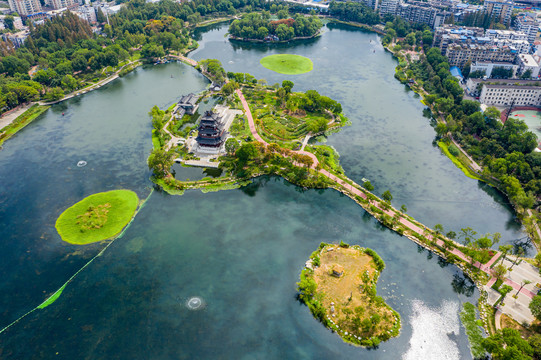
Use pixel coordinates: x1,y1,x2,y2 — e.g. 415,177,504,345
229,12,322,42
298,242,401,347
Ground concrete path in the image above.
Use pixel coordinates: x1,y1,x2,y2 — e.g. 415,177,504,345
162,104,183,151
495,309,503,330
300,133,311,151
168,54,198,67
0,103,33,130
184,159,220,168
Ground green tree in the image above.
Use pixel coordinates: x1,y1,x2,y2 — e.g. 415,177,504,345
225,138,240,155
363,181,374,191
236,142,259,162
44,87,65,101
493,264,507,280
459,227,477,246
434,224,444,235
282,80,294,93
382,190,392,203
400,204,407,213
529,295,541,321
147,148,173,178
499,245,513,265
61,75,78,92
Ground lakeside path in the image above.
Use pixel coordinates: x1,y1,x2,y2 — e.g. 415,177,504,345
235,87,538,302
39,60,141,106
0,103,33,130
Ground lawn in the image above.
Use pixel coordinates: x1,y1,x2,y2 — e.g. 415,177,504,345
55,190,139,245
260,54,313,75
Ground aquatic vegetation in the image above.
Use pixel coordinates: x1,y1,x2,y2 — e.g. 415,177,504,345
260,54,313,75
55,190,139,245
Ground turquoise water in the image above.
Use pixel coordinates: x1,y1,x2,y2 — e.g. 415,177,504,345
0,23,528,359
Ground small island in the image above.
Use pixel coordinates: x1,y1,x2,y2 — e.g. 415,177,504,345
297,242,401,348
229,12,322,43
260,54,313,75
55,190,139,245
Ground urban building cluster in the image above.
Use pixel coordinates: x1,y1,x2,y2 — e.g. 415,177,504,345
433,25,533,67
0,0,123,49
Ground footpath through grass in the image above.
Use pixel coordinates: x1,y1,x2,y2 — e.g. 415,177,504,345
0,104,49,147
55,190,139,245
260,54,313,75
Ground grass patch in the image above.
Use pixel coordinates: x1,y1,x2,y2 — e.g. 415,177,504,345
55,190,139,245
460,302,486,359
260,54,313,75
438,141,482,181
0,104,50,147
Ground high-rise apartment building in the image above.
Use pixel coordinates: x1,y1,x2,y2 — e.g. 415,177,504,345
483,0,514,26
514,14,538,46
7,0,41,16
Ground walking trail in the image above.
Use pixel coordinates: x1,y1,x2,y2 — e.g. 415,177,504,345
236,87,534,299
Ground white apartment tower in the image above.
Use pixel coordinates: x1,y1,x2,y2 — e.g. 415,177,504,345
514,14,538,45
483,0,514,26
7,0,41,16
51,0,77,9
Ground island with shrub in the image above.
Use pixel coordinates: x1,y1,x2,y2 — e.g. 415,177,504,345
229,12,322,43
297,242,401,348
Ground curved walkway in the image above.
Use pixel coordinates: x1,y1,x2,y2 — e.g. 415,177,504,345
236,86,538,302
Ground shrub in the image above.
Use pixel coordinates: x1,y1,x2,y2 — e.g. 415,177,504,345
448,144,460,157
365,248,386,271
339,240,349,248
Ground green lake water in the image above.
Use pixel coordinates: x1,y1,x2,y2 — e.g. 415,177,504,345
0,23,528,359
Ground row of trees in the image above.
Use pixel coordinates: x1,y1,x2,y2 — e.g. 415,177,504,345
408,47,540,208
228,11,322,41
0,0,278,114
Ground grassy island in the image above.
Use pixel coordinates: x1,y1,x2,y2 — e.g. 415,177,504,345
298,242,401,348
55,190,139,245
260,54,313,75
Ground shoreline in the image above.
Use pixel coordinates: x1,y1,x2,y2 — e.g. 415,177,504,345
228,30,322,44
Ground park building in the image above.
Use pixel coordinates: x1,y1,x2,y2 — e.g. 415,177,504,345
195,111,227,149
483,0,514,26
178,93,199,115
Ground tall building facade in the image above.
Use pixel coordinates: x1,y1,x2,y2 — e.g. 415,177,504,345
514,14,538,46
51,0,77,10
379,0,399,15
7,0,41,16
483,0,514,26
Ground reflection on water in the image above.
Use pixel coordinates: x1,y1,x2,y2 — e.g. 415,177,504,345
403,300,461,360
